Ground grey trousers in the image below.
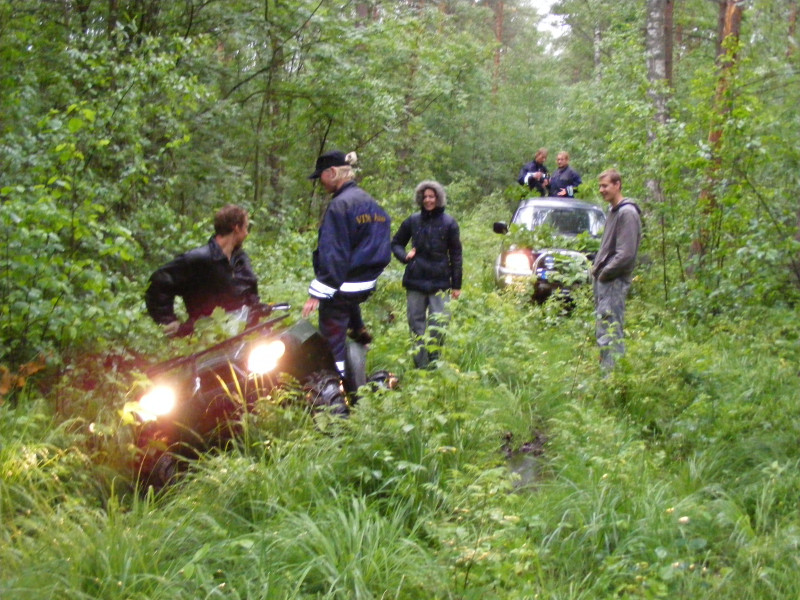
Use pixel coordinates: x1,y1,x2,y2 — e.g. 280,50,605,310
406,290,449,368
593,277,631,370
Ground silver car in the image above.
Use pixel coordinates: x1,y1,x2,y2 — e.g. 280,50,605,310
493,197,606,302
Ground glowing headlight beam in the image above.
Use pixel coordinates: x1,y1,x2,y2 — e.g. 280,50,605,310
504,252,532,273
138,385,177,421
247,340,286,375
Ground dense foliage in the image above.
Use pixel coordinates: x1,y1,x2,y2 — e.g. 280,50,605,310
2,0,800,598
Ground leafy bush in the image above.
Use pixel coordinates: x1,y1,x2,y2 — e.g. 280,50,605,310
0,170,141,370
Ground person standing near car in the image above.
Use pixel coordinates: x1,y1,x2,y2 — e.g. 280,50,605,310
302,150,392,391
391,181,462,369
517,148,550,197
548,151,582,197
145,204,259,336
592,169,642,370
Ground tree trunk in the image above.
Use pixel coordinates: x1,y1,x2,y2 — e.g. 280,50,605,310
788,0,798,58
791,2,800,284
664,0,674,84
646,0,672,299
645,0,671,201
593,27,602,71
493,0,504,94
355,2,379,25
692,0,744,258
644,0,670,211
107,0,119,38
645,0,670,126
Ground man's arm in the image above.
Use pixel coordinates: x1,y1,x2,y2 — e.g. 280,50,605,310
571,168,582,190
145,257,191,336
232,250,260,306
517,163,531,185
145,261,183,325
391,217,413,263
308,203,351,299
302,297,319,318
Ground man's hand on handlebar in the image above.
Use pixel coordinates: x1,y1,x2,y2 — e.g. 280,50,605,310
162,320,194,337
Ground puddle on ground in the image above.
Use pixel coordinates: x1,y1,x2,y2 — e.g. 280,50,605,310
502,431,546,491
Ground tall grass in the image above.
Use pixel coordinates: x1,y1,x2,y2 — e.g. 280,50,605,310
3,196,800,598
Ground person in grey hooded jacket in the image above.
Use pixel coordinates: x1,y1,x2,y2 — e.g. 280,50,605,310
592,168,642,370
391,181,462,368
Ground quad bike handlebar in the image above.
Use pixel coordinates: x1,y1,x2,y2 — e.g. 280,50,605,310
148,303,291,378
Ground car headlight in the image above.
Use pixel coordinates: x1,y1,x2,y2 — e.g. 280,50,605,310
504,251,532,272
136,385,177,422
247,340,286,375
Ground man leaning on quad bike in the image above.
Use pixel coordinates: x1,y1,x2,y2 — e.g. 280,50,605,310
145,204,258,338
134,198,395,489
144,185,391,405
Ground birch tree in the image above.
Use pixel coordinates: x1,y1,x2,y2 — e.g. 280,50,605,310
645,0,672,205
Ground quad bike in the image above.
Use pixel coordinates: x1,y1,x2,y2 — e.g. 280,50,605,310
123,304,393,490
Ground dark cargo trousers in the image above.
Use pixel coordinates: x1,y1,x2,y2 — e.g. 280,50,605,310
318,290,371,390
406,290,449,368
593,277,631,370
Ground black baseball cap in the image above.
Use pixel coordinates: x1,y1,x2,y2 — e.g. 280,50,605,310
308,150,349,179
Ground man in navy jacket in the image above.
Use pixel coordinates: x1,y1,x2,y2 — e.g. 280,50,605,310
302,150,391,390
549,151,582,197
517,148,550,197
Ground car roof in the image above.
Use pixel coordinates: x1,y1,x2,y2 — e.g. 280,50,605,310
516,197,605,213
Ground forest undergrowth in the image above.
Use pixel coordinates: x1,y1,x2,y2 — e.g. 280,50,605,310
2,196,800,600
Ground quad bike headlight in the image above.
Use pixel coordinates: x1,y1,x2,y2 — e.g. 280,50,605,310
137,385,177,421
247,340,286,375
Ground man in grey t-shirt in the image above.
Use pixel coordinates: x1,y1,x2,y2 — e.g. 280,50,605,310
592,169,642,370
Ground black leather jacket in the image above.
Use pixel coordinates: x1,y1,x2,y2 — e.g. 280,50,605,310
145,237,259,326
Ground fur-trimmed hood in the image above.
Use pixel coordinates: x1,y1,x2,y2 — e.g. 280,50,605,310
414,180,447,209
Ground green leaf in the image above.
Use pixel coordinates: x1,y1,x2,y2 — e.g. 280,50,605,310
67,117,84,133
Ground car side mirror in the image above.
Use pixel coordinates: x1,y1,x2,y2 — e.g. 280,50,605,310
493,222,509,235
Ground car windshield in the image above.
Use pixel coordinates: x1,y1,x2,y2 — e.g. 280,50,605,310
514,206,599,236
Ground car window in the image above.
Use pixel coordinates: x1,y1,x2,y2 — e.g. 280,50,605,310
589,212,605,236
514,206,594,236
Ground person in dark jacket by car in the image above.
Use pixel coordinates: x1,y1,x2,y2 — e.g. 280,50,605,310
517,148,550,197
302,150,391,390
548,151,582,197
391,180,462,368
145,204,258,336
